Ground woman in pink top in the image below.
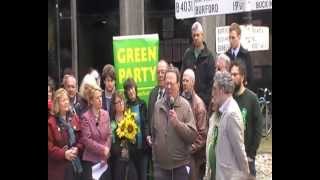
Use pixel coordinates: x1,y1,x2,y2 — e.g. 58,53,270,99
80,84,112,180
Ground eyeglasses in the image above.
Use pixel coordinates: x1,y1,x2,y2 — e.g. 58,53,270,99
114,100,124,105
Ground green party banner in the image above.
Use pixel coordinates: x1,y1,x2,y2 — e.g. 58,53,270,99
113,34,159,104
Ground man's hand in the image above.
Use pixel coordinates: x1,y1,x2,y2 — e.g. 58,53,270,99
168,109,179,127
191,144,197,153
146,136,152,146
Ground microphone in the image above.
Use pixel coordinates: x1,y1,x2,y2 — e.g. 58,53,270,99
169,96,175,110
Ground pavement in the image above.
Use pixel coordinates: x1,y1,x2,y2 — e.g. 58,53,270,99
256,133,272,180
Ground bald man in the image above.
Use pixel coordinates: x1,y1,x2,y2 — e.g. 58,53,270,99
181,21,215,108
181,68,208,180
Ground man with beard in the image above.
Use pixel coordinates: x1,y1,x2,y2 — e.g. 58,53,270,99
181,69,207,180
230,60,263,177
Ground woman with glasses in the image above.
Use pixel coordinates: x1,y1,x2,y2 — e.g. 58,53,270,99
109,91,138,180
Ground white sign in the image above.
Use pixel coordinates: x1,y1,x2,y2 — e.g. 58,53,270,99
175,0,272,19
216,25,269,54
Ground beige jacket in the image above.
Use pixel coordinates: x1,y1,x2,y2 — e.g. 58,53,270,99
152,95,197,170
215,97,249,180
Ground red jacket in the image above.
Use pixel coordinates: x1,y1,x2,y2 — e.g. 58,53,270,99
48,114,83,180
80,109,112,163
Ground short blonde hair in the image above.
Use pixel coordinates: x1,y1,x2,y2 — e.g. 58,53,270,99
53,88,69,115
87,85,102,106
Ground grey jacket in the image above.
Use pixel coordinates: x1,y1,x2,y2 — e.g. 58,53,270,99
152,95,197,169
215,97,249,180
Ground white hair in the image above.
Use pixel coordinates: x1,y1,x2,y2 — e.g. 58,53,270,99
183,68,195,82
89,69,101,87
79,74,99,98
191,21,203,33
217,53,230,63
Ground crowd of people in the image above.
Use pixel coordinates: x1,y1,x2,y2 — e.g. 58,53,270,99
48,22,263,180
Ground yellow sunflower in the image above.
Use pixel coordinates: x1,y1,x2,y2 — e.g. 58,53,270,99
125,119,139,143
116,119,127,139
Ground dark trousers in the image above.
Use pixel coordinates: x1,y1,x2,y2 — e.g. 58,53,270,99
64,162,81,180
81,160,112,180
189,155,205,180
131,150,149,180
154,163,190,180
248,159,256,177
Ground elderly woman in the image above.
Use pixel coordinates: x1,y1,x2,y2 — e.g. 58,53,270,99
48,88,83,180
78,74,100,116
80,84,112,180
109,91,138,180
123,78,149,180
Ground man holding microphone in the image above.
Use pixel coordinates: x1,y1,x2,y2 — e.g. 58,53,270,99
152,66,197,180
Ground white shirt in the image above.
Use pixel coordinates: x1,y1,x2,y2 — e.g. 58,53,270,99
157,88,165,101
232,47,240,57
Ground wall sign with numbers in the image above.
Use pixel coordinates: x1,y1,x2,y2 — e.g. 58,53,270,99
175,0,272,19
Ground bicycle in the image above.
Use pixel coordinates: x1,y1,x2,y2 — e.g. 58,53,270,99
258,88,272,137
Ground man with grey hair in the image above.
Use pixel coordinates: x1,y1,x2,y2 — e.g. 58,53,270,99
181,21,215,108
211,71,249,180
216,53,231,72
63,75,83,116
181,68,207,180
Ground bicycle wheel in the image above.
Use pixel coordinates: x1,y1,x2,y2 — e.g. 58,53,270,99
261,103,272,137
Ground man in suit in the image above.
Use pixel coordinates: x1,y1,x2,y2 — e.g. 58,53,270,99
211,71,249,180
226,23,254,90
146,59,169,146
145,59,169,179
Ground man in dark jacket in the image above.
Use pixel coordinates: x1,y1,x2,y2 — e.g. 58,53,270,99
226,22,254,90
181,21,215,108
231,60,263,177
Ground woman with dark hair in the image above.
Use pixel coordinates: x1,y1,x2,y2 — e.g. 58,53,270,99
123,78,149,180
109,91,138,180
48,88,83,180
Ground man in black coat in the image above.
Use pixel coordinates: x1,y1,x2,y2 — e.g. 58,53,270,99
181,21,215,108
226,22,254,90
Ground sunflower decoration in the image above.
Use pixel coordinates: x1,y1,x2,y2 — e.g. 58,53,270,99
116,118,127,139
116,108,140,144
